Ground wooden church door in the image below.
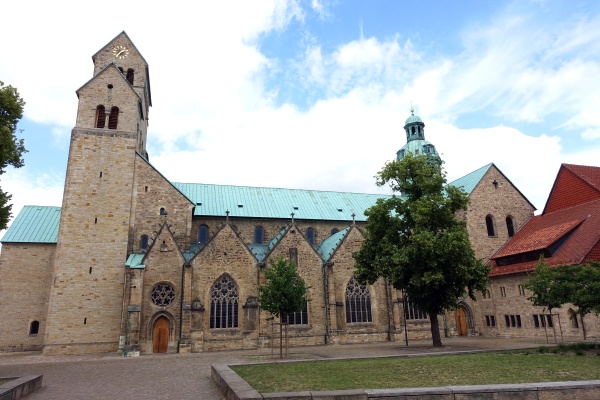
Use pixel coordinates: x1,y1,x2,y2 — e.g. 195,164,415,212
153,316,169,353
456,308,468,336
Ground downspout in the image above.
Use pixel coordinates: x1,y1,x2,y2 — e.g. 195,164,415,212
178,262,188,353
257,262,265,348
322,262,333,344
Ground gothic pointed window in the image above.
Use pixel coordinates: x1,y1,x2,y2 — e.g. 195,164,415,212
506,216,515,237
345,278,372,323
126,68,134,85
95,105,106,128
108,106,119,130
198,225,208,243
209,275,239,329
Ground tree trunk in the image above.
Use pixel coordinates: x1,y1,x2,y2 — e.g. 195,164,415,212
581,314,587,340
429,312,443,347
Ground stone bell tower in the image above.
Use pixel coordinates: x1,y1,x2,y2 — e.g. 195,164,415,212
44,32,151,354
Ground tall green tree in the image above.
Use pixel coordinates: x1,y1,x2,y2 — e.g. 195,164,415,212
521,257,566,314
0,80,26,230
353,153,489,347
257,256,309,357
523,259,600,340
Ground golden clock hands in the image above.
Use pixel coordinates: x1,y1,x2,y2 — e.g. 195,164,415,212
116,49,125,58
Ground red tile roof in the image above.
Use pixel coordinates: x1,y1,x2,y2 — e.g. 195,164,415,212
543,164,600,214
564,164,600,192
488,199,600,277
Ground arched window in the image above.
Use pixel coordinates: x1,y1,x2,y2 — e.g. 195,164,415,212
126,68,134,85
411,126,416,135
160,207,166,216
95,105,106,128
30,320,40,335
331,228,339,235
568,309,579,328
345,278,372,323
198,225,208,243
140,234,149,250
254,226,264,244
485,215,496,237
209,275,239,329
506,216,515,237
281,302,308,325
306,227,315,245
108,106,119,130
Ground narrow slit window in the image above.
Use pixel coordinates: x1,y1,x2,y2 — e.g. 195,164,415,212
254,226,264,244
506,216,515,237
140,234,149,250
306,227,315,245
198,225,208,243
486,215,496,237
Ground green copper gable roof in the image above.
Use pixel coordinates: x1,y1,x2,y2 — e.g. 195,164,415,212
318,227,351,262
1,206,61,243
172,183,386,221
447,163,493,195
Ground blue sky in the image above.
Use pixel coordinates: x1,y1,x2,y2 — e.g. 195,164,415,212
2,0,600,238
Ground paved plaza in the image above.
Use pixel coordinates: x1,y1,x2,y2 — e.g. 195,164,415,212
0,337,554,399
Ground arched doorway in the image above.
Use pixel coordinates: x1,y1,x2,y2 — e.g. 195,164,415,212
455,303,474,336
153,316,169,353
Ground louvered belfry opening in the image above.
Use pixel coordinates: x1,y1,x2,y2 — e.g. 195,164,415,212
95,105,106,128
126,69,134,85
108,106,119,130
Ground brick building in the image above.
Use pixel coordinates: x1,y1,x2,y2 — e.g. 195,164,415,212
1,32,594,354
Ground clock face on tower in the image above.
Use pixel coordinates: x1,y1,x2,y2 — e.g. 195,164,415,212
112,45,130,59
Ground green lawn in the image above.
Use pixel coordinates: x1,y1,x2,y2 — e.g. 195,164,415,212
232,347,600,393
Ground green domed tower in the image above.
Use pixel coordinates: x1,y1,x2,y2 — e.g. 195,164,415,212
396,107,441,165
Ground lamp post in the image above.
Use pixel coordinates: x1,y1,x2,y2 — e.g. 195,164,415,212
402,292,408,346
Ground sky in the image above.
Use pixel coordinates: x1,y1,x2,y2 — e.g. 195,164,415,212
2,0,600,239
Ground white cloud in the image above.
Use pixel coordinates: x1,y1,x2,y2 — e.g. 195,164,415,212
1,0,600,240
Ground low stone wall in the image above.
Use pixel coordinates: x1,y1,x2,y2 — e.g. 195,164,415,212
0,375,43,400
211,364,600,400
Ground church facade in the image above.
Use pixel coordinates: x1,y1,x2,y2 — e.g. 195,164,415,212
0,32,595,355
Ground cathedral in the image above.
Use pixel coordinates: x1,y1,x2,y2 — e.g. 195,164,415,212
1,32,597,355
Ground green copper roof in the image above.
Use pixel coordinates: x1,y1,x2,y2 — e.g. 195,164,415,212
125,253,145,268
405,112,422,125
172,183,386,221
396,140,441,163
1,206,61,243
318,226,351,262
447,163,493,195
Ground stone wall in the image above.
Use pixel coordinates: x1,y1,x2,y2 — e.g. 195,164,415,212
466,165,535,261
44,128,137,354
0,243,54,351
488,273,599,339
